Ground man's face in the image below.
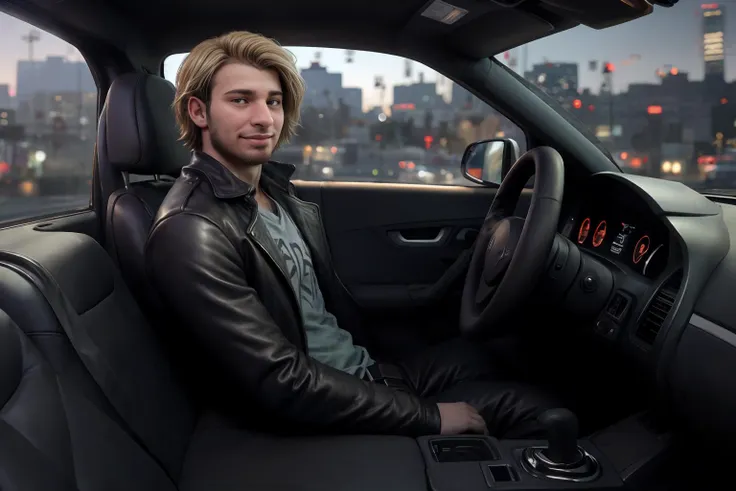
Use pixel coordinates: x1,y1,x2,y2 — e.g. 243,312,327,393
193,62,284,165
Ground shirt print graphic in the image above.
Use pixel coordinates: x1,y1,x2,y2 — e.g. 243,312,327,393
275,236,321,310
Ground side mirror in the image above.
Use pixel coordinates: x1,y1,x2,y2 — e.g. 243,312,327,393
461,138,520,185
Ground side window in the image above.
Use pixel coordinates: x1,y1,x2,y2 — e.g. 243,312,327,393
163,48,526,186
0,13,96,224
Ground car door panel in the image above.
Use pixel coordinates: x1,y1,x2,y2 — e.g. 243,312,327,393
28,210,101,242
294,181,533,313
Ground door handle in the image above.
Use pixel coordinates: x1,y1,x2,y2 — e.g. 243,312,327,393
388,227,449,246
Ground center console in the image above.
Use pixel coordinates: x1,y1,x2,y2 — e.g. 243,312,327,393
417,409,671,490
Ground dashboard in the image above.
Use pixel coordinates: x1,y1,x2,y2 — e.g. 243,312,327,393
562,193,669,279
550,170,736,444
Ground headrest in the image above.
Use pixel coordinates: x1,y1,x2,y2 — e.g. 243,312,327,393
98,73,190,176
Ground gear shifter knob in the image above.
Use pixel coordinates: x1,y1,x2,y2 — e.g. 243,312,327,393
522,409,600,481
538,408,580,464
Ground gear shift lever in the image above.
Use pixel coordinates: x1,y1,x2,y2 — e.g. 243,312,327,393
538,408,582,465
520,408,600,482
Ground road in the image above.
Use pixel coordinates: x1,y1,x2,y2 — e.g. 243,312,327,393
0,195,90,223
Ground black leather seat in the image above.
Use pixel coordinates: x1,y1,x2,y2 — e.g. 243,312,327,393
0,308,179,491
96,72,190,305
0,230,429,491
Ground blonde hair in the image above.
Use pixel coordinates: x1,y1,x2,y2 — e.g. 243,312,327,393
173,31,305,150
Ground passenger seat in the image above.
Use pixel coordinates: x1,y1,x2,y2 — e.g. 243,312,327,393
96,72,190,306
0,198,428,491
0,308,177,491
0,259,427,490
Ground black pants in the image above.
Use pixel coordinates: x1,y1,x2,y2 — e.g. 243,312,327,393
390,338,560,439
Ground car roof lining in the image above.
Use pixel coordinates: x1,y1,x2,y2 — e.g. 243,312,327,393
6,0,579,67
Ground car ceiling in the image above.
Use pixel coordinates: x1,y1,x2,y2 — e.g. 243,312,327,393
5,0,603,63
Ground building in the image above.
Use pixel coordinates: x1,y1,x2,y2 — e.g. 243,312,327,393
300,61,362,116
391,75,449,126
15,56,96,102
0,85,10,109
524,62,579,102
702,3,725,84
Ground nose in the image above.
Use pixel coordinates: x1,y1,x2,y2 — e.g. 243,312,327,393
250,101,274,128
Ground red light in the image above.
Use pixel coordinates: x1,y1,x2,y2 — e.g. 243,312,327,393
375,134,382,141
722,98,728,104
573,99,582,109
630,158,642,168
670,67,679,76
423,135,433,149
588,104,595,111
620,152,629,160
702,4,719,9
604,62,615,73
647,105,662,115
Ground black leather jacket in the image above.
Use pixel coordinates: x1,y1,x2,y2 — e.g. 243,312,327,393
146,151,441,436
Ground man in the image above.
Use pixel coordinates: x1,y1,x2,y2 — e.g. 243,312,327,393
146,31,558,438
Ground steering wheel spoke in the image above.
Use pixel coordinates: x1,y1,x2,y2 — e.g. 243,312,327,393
475,281,497,305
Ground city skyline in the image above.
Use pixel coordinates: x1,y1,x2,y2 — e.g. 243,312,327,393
2,0,736,109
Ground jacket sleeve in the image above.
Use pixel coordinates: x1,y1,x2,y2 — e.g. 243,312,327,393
146,212,441,436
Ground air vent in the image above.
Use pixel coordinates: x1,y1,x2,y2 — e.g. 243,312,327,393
635,270,683,345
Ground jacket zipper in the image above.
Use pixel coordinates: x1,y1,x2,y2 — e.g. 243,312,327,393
246,203,309,351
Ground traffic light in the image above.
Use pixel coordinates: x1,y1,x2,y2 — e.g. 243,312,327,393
603,62,615,74
0,108,15,126
424,135,433,150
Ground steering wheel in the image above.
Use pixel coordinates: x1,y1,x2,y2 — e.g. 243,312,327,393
460,146,565,338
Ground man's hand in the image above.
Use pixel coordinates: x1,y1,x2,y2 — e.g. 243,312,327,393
437,402,488,435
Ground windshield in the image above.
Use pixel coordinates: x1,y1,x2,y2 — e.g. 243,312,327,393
498,1,730,195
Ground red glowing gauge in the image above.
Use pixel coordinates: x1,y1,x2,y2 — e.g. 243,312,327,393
633,235,651,264
592,221,607,247
577,218,591,244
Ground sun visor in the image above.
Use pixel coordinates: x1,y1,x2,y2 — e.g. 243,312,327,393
447,8,555,59
538,0,655,29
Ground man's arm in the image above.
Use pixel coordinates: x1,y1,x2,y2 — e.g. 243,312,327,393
146,213,441,436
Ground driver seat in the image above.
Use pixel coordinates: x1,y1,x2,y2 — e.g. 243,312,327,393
96,72,190,308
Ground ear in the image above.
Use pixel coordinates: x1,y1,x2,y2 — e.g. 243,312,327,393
187,96,208,129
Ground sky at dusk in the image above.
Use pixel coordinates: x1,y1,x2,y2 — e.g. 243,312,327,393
2,0,735,109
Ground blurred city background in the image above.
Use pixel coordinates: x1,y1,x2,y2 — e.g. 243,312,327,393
1,1,736,223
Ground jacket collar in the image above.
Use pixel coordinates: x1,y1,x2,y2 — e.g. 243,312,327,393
184,151,296,199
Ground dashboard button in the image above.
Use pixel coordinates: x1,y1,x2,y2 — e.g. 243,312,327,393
596,319,619,340
606,292,629,319
580,273,597,292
